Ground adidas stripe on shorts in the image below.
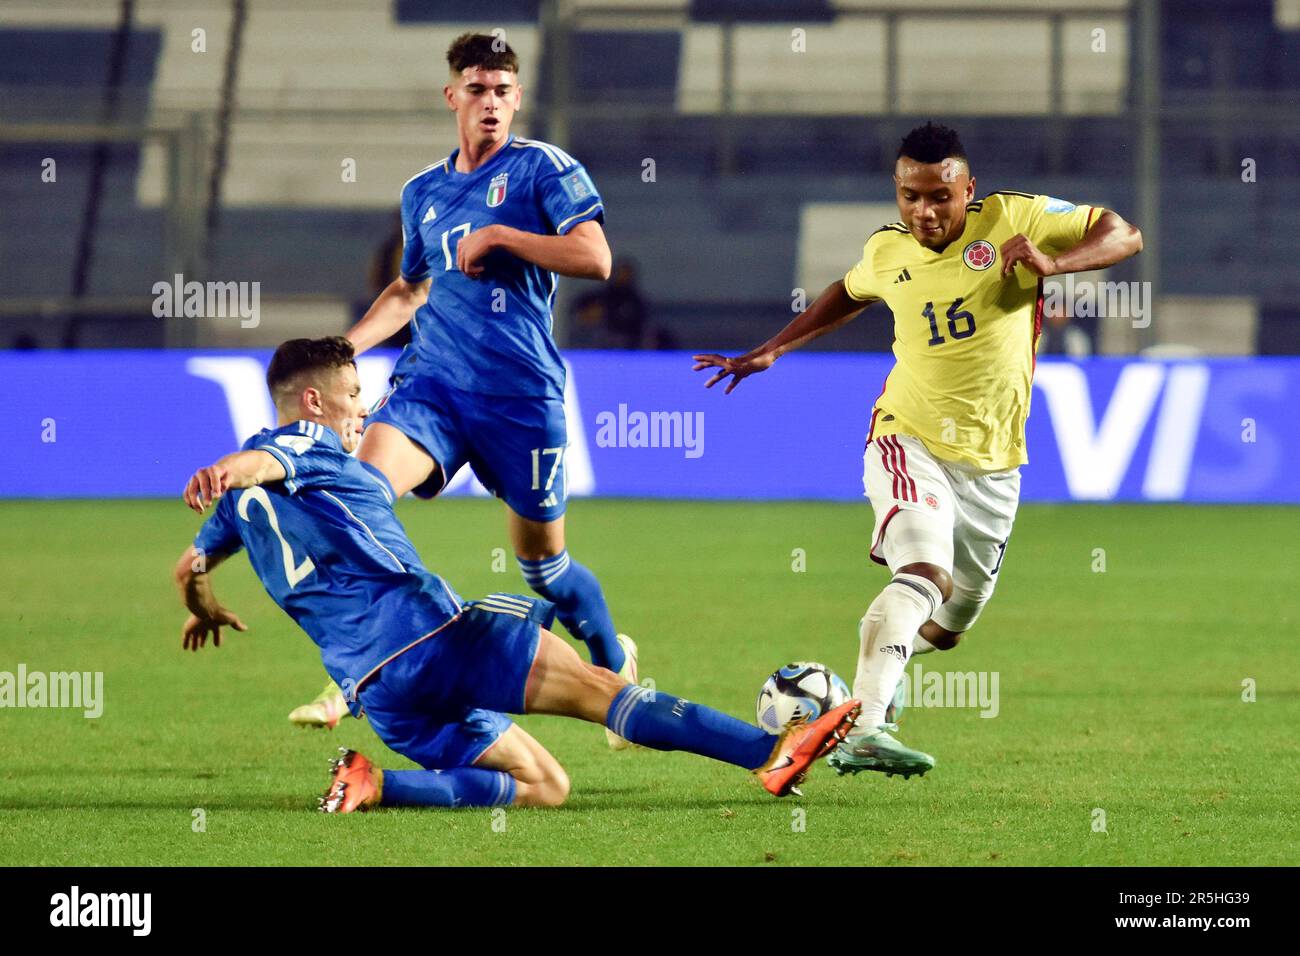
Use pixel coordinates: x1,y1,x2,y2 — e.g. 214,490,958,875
863,433,1020,633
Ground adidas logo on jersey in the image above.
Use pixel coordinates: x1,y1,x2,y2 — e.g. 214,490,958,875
537,492,559,508
893,268,912,284
422,205,437,224
880,644,910,662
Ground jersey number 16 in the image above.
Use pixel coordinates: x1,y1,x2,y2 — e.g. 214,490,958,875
923,298,977,347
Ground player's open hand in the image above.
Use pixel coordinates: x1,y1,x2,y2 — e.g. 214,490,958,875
181,609,247,651
692,351,775,394
455,225,499,280
184,464,230,514
999,234,1058,278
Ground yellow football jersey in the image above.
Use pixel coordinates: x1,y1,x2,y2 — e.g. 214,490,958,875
843,191,1102,471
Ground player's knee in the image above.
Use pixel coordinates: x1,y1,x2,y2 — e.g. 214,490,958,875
899,562,954,603
507,756,570,808
534,766,570,808
929,628,964,650
514,775,568,808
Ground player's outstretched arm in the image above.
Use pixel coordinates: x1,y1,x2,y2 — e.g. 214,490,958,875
693,280,875,393
456,219,611,281
346,277,432,356
183,450,287,514
1000,210,1143,278
173,546,246,651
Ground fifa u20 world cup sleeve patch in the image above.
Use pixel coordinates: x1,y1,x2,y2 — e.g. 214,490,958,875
193,498,243,559
542,163,605,235
256,421,344,494
1029,195,1104,255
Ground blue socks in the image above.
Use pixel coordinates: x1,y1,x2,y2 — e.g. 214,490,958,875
606,686,775,770
380,767,515,808
519,551,625,672
377,687,778,809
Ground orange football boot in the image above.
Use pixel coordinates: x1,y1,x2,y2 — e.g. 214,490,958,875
319,748,383,813
755,699,862,797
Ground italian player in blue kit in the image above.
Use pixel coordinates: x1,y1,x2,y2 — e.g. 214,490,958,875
176,338,860,811
288,32,637,747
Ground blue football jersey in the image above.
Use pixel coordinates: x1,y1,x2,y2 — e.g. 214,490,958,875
398,135,605,398
192,420,464,700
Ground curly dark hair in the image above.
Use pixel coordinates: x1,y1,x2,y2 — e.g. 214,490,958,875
897,121,968,167
266,336,356,402
446,31,519,75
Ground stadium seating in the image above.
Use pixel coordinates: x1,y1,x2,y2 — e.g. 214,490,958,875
2,0,1299,352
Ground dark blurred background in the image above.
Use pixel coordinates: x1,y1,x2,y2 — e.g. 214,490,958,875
2,0,1298,356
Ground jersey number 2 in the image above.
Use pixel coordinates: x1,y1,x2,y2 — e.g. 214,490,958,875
237,486,316,588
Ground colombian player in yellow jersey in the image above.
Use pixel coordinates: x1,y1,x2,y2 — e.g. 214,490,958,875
693,122,1142,777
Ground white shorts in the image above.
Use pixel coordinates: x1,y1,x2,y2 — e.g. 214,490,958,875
863,433,1021,633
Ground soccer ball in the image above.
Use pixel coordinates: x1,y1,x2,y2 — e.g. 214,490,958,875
755,662,851,735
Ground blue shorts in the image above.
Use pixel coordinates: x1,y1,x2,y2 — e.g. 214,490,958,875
369,370,570,522
358,594,556,770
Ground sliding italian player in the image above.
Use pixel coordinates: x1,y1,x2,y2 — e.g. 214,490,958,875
177,337,860,811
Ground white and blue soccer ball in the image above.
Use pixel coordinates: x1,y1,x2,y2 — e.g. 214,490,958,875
755,661,851,735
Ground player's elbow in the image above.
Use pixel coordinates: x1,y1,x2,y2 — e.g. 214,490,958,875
391,276,429,308
589,246,612,281
1103,212,1143,257
173,550,197,589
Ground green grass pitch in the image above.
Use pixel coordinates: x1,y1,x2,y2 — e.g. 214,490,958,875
1,499,1296,866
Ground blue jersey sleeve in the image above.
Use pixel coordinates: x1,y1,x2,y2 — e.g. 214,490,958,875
537,159,605,235
193,496,243,559
399,181,432,282
252,421,348,495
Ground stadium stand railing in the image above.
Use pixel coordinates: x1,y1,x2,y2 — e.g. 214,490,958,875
3,0,1299,353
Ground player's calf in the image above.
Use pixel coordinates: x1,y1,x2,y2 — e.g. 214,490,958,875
851,571,945,730
524,629,628,723
476,724,571,808
918,621,964,652
517,548,625,673
525,629,856,795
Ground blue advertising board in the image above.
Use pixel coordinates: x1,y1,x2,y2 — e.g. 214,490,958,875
4,350,1298,502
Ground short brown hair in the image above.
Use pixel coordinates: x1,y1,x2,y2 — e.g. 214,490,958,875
446,31,518,76
266,336,355,405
